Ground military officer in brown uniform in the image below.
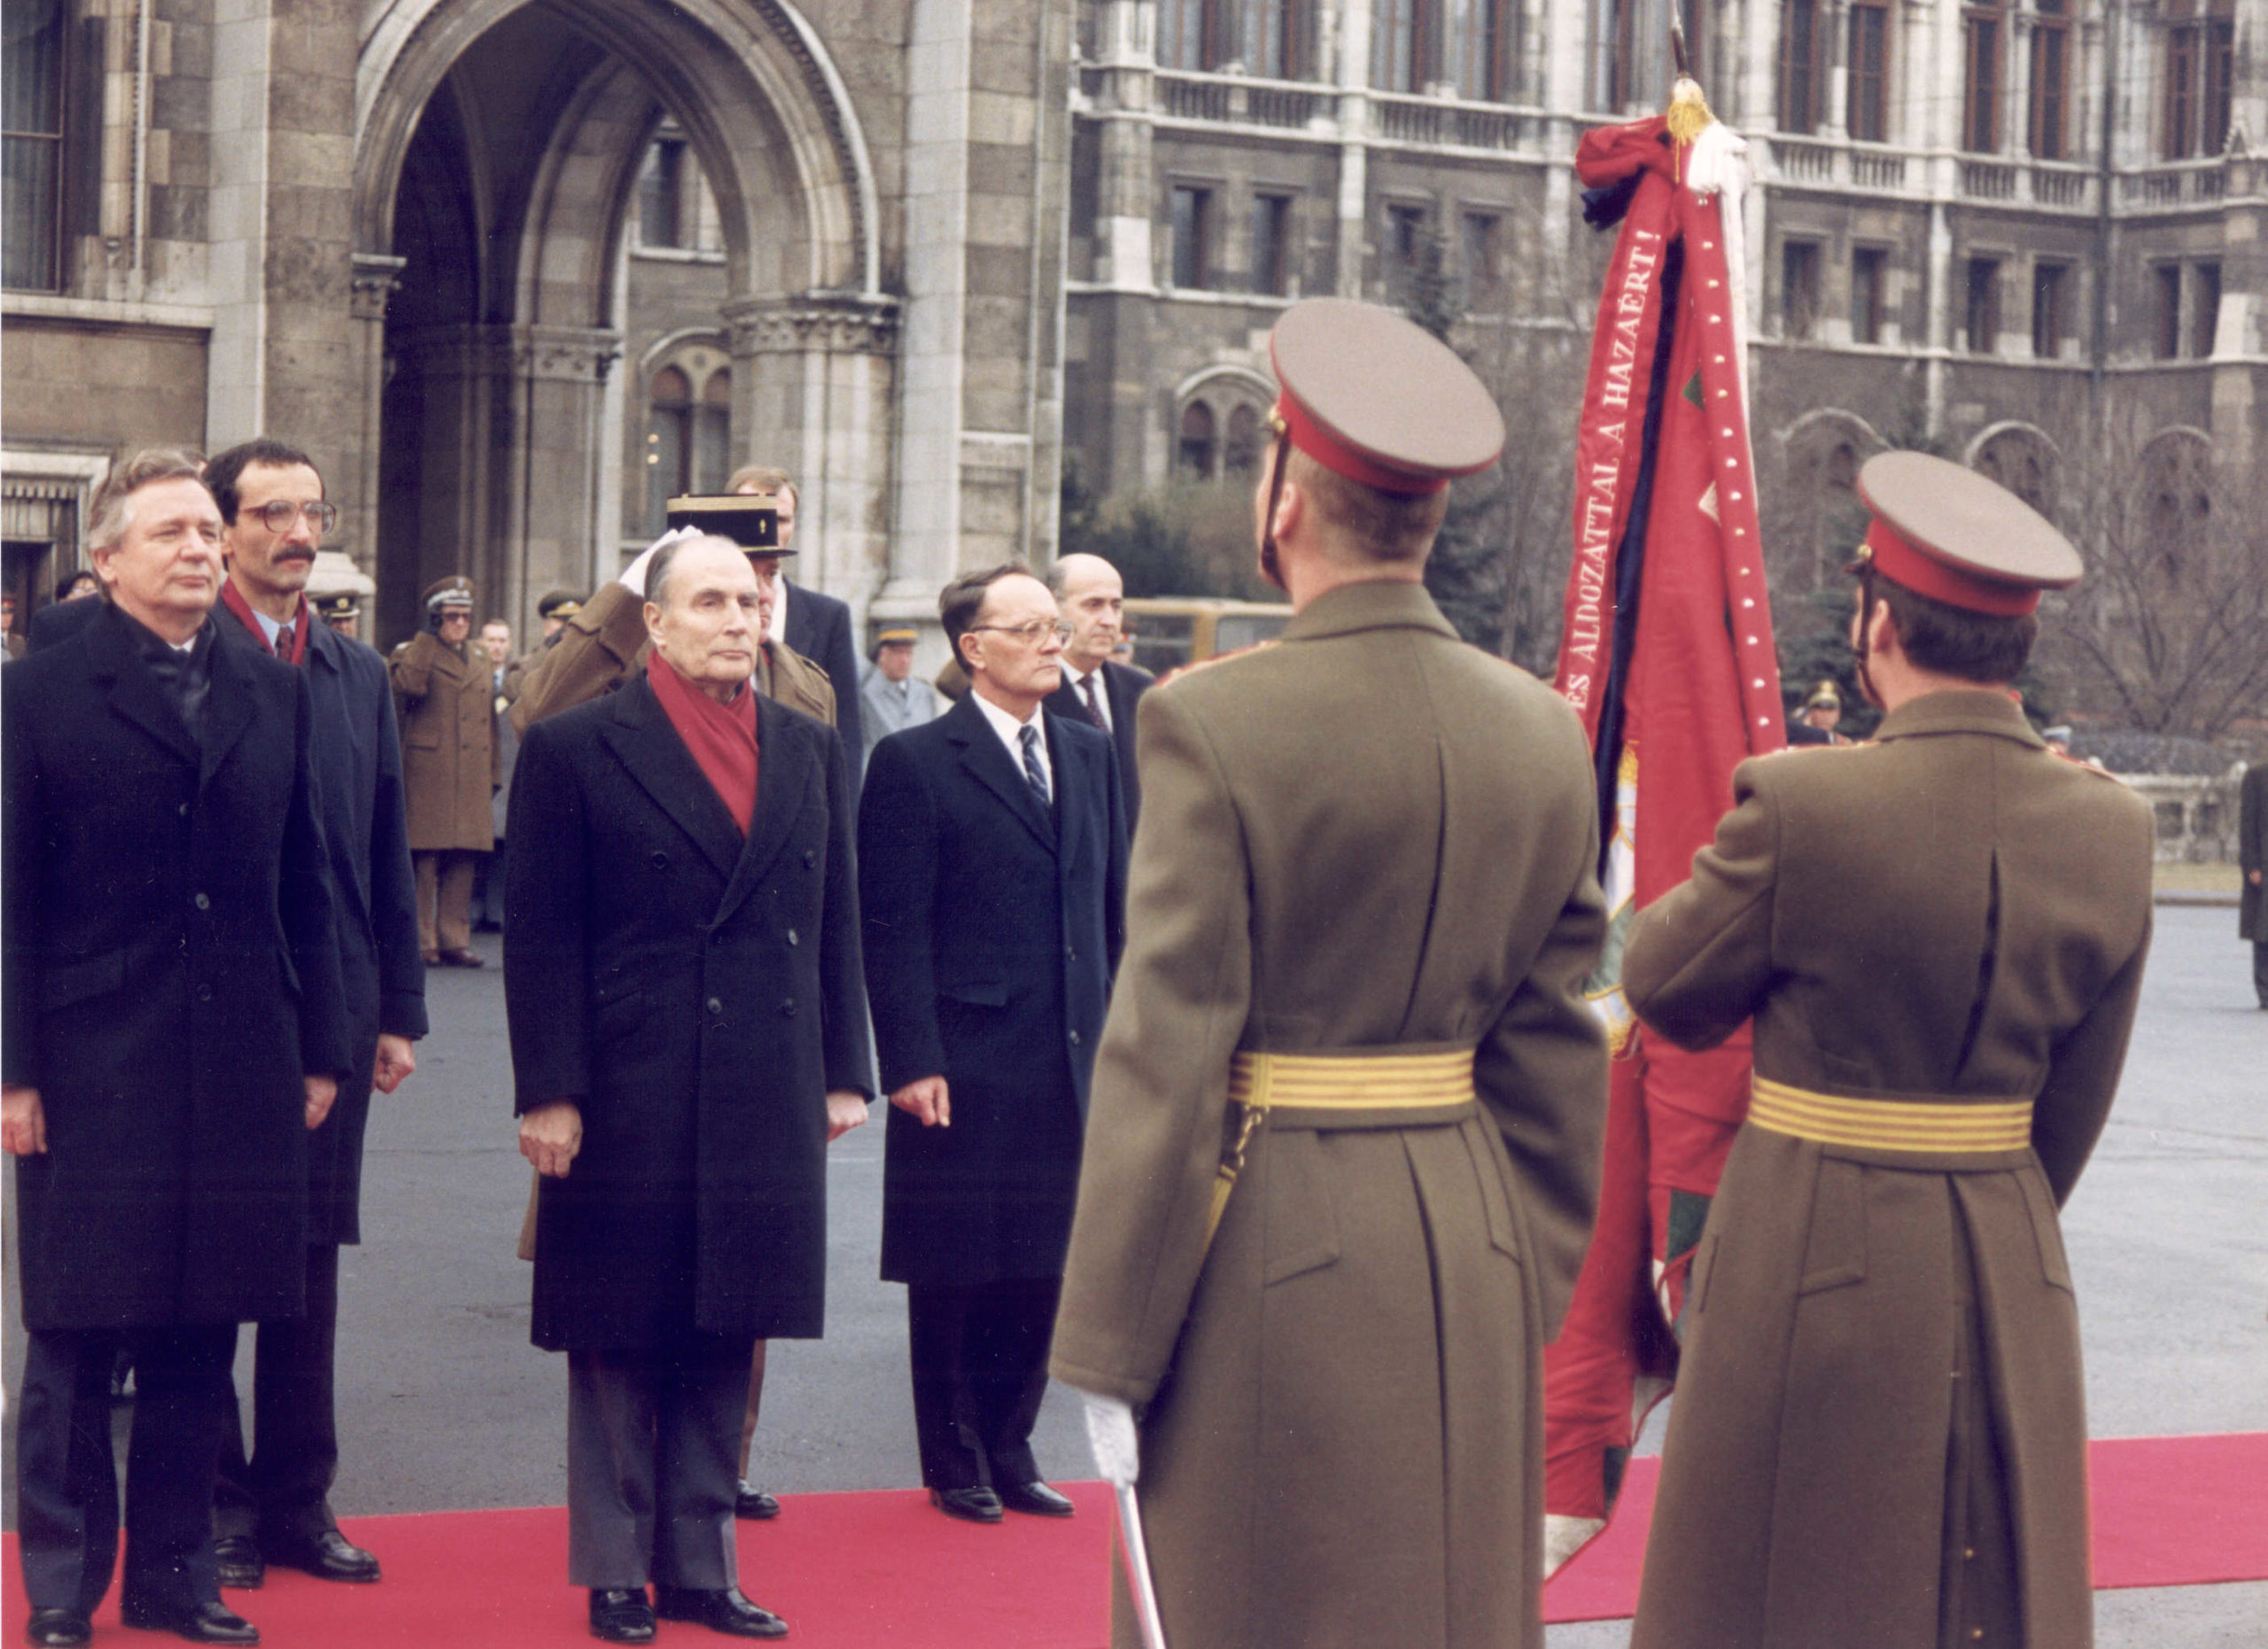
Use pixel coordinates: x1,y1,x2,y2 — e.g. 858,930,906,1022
1051,299,1610,1649
1623,451,2155,1649
391,576,495,966
510,501,834,736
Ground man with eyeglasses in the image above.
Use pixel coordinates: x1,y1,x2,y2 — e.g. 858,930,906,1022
200,439,427,1595
859,564,1127,1525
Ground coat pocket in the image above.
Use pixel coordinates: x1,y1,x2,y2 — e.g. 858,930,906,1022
39,951,128,1011
2016,1167,2076,1294
1260,1129,1341,1286
1796,1155,1868,1295
937,978,1012,1007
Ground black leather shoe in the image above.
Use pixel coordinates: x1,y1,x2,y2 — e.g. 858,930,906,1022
733,1479,781,1519
996,1479,1076,1517
213,1534,263,1590
653,1586,788,1638
928,1485,1004,1523
23,1608,92,1648
261,1528,380,1583
436,947,485,968
118,1598,260,1645
586,1589,656,1644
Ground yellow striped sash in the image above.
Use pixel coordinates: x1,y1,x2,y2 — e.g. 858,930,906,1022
1748,1076,2032,1153
1206,1049,1478,1248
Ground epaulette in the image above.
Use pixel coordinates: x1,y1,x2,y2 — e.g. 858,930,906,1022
1154,639,1279,690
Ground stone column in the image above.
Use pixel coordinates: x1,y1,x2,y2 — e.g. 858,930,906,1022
507,324,622,638
726,294,902,627
1334,0,1373,299
346,253,404,586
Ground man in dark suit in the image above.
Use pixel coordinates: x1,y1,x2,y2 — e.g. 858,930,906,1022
506,534,874,1644
1045,553,1153,831
2242,758,2267,1009
730,465,865,789
859,564,1127,1524
4,449,351,1649
200,439,428,1591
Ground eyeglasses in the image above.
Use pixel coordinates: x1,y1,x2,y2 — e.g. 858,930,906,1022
249,500,338,533
970,619,1073,646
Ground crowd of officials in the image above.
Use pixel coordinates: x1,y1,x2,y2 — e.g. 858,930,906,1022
5,296,2161,1649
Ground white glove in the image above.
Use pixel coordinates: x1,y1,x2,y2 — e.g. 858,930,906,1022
617,525,701,596
1082,1391,1140,1489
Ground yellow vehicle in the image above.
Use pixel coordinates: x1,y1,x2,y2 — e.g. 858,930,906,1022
1122,596,1294,679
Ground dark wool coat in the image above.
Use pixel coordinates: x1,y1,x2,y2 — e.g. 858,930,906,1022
3,604,352,1331
218,613,429,1245
2241,761,2265,943
781,578,866,789
859,695,1126,1287
503,675,872,1351
390,629,494,852
1046,657,1154,831
1048,582,1609,1649
1622,689,2155,1649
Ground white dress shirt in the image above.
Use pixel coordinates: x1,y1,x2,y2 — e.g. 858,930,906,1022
971,689,1052,800
1062,662,1114,734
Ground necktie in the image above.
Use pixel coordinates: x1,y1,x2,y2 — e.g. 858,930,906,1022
1078,673,1107,731
1019,722,1051,807
275,622,293,660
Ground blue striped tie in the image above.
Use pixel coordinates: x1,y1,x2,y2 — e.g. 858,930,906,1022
1019,723,1050,807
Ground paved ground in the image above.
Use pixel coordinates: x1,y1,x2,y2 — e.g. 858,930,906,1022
7,906,2264,1642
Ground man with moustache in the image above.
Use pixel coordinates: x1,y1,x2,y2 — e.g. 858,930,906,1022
861,564,1127,1524
506,535,872,1643
4,449,350,1648
1045,554,1153,830
198,439,427,1592
391,578,493,967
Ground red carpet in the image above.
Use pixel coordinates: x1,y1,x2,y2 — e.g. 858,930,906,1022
4,1436,2260,1643
1542,1432,2268,1622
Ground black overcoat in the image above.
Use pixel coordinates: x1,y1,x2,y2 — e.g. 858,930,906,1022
3,604,352,1331
2241,761,2265,943
503,675,873,1351
782,579,866,791
860,695,1127,1286
219,612,430,1244
1046,658,1153,830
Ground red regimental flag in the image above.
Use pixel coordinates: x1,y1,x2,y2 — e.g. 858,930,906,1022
1542,111,1786,1572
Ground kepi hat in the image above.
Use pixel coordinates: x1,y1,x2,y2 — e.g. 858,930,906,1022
1852,452,2081,616
536,588,585,621
1805,680,1842,712
1267,299,1504,495
667,493,790,555
423,574,475,611
313,592,358,624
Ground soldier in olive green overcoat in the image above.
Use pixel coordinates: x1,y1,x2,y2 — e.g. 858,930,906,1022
1623,453,2155,1649
1052,301,1609,1649
391,576,494,962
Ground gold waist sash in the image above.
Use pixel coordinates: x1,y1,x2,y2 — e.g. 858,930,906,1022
1208,1049,1479,1248
1748,1076,2033,1153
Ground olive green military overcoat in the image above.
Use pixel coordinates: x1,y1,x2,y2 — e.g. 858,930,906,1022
1050,580,1610,1649
1622,689,2154,1649
390,630,494,852
508,580,834,733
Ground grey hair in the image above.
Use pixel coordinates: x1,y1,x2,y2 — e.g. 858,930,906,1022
86,447,209,557
645,533,746,606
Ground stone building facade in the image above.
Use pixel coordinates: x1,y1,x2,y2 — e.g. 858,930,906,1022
3,0,2261,659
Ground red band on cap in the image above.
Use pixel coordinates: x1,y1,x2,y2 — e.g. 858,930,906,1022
1275,396,1449,495
1863,518,2040,617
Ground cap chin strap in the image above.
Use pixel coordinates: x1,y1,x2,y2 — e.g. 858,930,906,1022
1256,420,1291,594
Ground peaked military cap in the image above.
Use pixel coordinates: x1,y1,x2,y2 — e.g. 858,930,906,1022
313,592,359,623
423,574,475,611
1268,299,1504,494
1806,680,1842,712
1853,451,2082,617
536,587,585,621
666,493,789,555
874,626,918,646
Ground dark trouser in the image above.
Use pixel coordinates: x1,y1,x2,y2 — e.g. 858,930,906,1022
2254,940,2267,1007
735,1341,768,1477
214,1243,341,1544
905,1278,1060,1493
17,1324,236,1615
475,836,507,930
566,1335,752,1591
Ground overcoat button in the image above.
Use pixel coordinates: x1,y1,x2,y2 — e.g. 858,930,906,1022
1068,1029,1082,1046
177,803,189,816
786,929,799,947
192,892,210,911
197,984,213,1001
803,851,815,867
651,852,669,868
781,999,796,1016
706,997,724,1015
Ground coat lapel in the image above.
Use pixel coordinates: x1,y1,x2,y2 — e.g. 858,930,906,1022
1047,712,1090,872
600,676,746,883
712,695,818,928
945,695,1056,854
83,605,201,767
198,626,260,789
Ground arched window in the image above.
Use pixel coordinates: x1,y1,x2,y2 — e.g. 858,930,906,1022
1178,401,1219,479
646,366,694,532
1224,404,1265,478
1970,427,2055,514
2137,432,2212,587
696,369,733,494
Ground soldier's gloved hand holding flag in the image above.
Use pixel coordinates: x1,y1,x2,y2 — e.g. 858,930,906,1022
1538,74,1790,1576
1082,1393,1169,1649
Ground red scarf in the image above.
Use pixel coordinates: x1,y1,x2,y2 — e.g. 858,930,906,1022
646,649,759,835
219,579,309,665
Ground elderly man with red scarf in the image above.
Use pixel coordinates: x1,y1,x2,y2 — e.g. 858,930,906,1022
503,533,874,1645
